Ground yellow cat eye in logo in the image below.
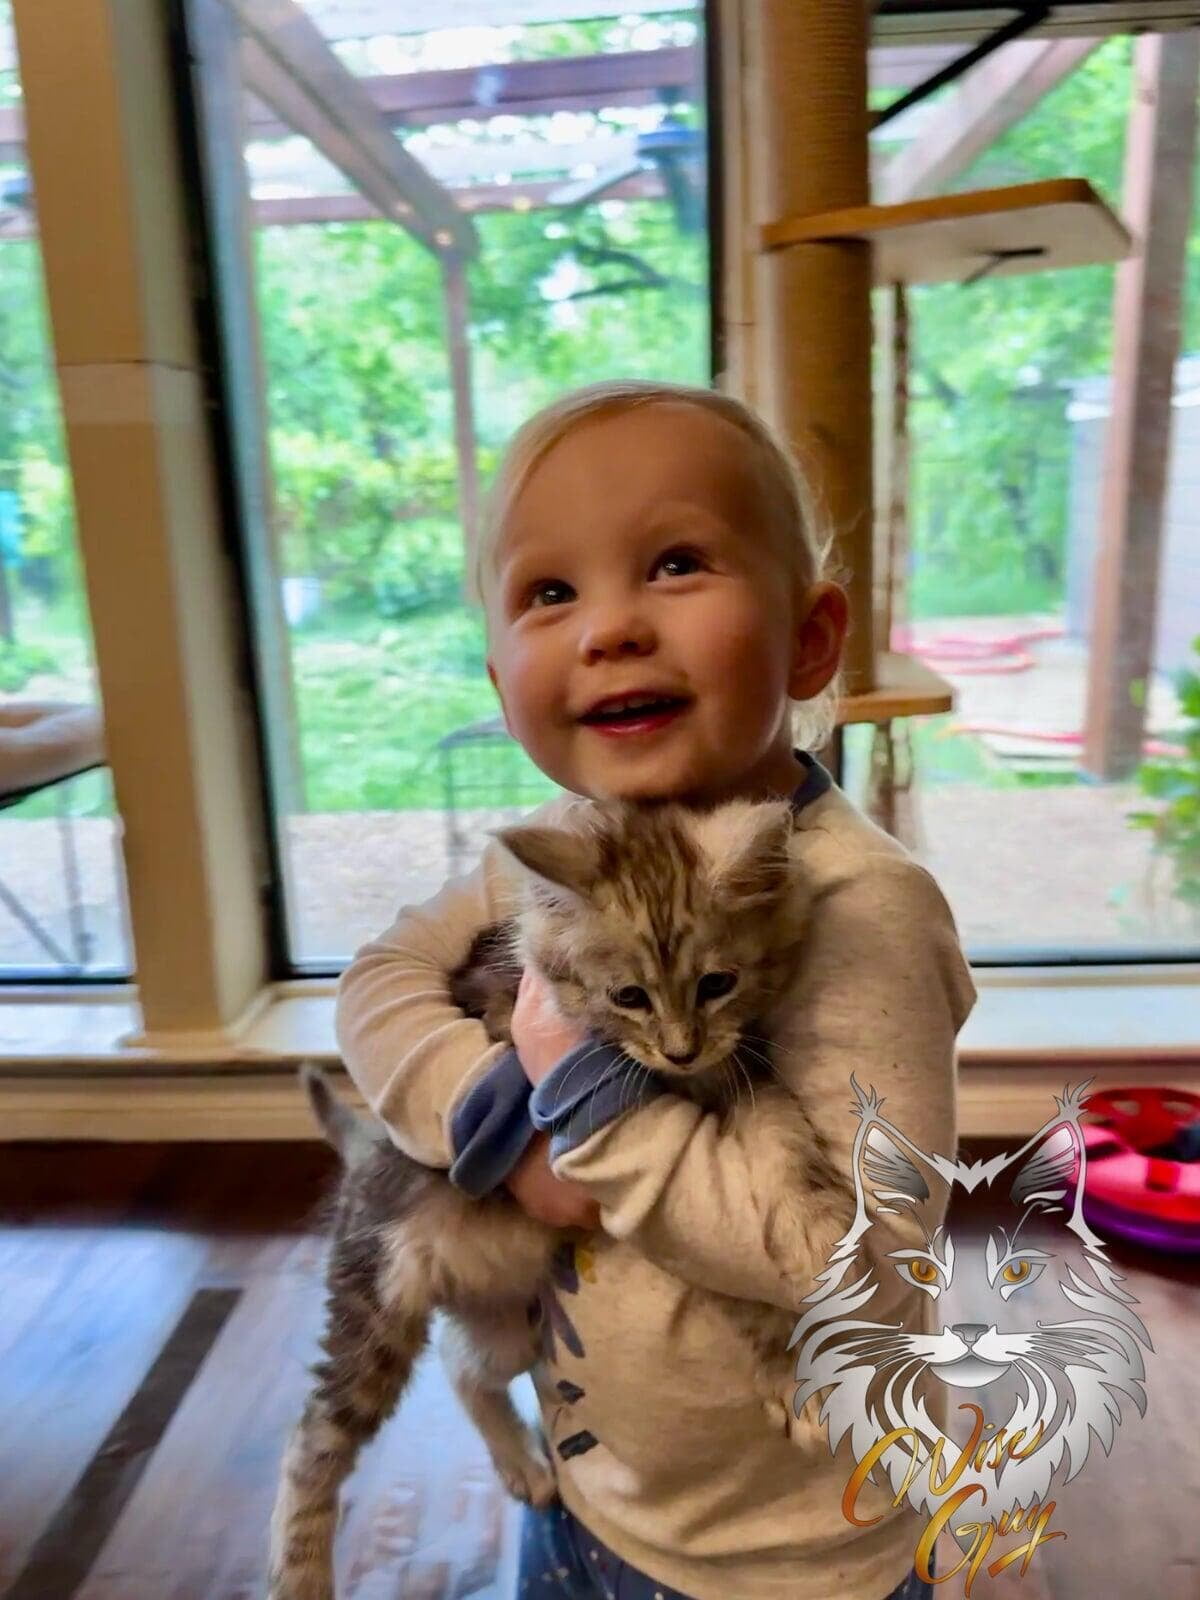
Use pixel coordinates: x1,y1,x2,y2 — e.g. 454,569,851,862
1001,1260,1034,1284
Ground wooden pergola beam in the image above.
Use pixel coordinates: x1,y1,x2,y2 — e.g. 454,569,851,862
1082,31,1200,780
0,58,682,166
874,4,1200,44
0,172,667,242
253,174,664,224
0,45,957,163
301,0,687,32
877,37,1102,204
245,46,700,140
223,0,476,258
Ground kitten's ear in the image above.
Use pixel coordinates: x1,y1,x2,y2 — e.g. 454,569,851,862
698,799,795,906
492,822,600,901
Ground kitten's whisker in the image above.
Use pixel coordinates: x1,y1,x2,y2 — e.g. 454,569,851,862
734,1055,759,1114
536,1040,619,1115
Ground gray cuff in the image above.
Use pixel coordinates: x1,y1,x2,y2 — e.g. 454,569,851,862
448,1047,537,1197
529,1037,666,1161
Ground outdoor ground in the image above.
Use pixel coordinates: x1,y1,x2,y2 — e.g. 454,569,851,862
0,615,1194,973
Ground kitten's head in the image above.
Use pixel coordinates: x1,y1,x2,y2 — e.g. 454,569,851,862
493,797,807,1086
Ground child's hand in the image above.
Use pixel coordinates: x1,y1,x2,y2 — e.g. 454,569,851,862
510,965,588,1086
505,1130,601,1230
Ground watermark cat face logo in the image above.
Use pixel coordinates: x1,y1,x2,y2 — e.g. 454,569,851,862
790,1077,1153,1520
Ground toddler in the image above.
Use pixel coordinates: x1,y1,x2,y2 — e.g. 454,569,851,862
336,379,977,1600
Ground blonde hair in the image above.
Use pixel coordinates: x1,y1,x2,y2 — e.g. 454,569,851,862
472,378,841,752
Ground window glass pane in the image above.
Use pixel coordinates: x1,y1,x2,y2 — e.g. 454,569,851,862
193,0,709,966
864,35,1200,958
0,2,132,978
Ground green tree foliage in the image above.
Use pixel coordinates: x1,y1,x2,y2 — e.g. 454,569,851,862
904,37,1200,617
1129,636,1200,918
255,195,707,609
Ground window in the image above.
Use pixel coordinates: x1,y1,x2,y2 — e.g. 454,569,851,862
186,0,711,968
0,1,131,979
855,32,1200,960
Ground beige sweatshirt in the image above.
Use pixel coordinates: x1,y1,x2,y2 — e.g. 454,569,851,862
335,766,977,1600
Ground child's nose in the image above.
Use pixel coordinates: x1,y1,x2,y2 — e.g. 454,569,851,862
578,605,656,663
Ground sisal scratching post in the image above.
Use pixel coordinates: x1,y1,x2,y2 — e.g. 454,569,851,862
750,0,875,694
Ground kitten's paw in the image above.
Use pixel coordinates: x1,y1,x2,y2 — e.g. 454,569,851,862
494,1430,558,1508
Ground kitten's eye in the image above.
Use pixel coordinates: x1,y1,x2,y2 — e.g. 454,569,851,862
697,970,737,1004
909,1260,939,1286
611,985,652,1011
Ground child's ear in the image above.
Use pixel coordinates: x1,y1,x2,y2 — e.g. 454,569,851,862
487,658,512,736
788,583,848,700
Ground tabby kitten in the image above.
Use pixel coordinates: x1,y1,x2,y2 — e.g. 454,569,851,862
267,795,853,1600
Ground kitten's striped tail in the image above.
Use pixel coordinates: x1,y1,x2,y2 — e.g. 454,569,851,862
299,1061,382,1168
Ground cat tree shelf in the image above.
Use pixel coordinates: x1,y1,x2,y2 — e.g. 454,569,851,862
761,177,1130,286
836,651,953,727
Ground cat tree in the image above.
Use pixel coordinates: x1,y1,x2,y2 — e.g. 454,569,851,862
728,1,1130,811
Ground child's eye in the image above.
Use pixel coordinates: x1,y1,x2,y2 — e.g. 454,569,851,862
654,547,704,579
526,579,575,609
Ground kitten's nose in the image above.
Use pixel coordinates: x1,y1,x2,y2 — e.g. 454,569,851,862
663,1049,698,1065
952,1324,989,1347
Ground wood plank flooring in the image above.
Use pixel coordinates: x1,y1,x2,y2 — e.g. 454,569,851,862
0,1140,1196,1600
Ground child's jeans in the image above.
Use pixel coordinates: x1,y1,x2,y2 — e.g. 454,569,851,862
516,1501,935,1600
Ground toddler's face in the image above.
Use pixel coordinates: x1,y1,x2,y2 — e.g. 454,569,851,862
485,402,837,805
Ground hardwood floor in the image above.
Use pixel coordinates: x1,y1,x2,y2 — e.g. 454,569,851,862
0,1140,1196,1600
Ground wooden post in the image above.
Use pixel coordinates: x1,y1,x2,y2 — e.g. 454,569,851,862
442,253,481,600
13,0,272,1044
867,282,920,847
1082,32,1200,780
874,284,911,654
749,0,875,693
715,0,758,406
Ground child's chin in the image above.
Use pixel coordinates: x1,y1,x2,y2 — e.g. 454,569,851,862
582,752,699,801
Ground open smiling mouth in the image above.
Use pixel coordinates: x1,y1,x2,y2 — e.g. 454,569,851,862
578,697,692,737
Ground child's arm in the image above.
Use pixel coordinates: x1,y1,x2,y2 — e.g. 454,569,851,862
528,856,977,1314
335,847,521,1167
334,794,598,1222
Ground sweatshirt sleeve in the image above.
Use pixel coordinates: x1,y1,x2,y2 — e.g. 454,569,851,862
543,855,977,1314
334,793,573,1176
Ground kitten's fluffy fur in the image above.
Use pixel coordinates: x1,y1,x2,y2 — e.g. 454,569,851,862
267,796,855,1600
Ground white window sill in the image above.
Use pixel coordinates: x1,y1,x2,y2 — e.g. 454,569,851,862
1,966,1197,1140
